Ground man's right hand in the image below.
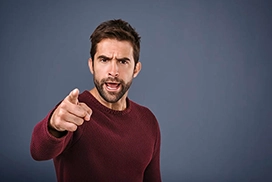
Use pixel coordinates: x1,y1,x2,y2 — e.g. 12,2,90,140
48,88,92,137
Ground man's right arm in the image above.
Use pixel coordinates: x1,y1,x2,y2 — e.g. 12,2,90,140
30,88,92,161
30,109,73,161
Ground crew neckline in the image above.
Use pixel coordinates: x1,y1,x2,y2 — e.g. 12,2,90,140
80,90,132,116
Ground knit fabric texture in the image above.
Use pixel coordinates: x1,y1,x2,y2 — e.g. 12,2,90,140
30,91,161,182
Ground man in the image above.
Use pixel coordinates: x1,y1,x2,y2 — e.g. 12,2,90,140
30,19,161,182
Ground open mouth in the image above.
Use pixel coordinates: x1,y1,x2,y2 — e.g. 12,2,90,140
105,82,121,91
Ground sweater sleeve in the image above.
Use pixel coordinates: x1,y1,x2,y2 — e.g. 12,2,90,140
143,122,162,182
30,109,73,161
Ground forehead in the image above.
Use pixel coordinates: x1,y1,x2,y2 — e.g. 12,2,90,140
95,39,133,58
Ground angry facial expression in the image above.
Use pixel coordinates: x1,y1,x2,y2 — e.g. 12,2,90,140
89,39,141,104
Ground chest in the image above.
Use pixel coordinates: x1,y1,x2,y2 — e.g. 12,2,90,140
67,115,156,171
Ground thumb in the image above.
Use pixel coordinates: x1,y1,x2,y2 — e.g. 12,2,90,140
67,88,79,104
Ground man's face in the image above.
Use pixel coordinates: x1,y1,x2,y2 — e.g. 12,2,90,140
89,38,141,103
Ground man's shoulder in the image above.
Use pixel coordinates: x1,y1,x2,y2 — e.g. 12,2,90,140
129,99,151,111
129,99,157,119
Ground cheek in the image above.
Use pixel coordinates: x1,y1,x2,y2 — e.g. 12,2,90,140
123,72,135,82
93,72,103,81
93,67,107,78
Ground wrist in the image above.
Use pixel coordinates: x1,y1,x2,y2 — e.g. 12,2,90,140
48,121,67,138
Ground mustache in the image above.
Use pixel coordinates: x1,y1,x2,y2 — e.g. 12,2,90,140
101,77,124,83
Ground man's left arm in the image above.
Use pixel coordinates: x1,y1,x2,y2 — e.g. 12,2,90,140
143,123,162,182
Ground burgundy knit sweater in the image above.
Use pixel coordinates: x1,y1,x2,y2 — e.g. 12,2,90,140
30,91,161,182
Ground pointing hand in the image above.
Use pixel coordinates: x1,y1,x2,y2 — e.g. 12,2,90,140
49,88,92,137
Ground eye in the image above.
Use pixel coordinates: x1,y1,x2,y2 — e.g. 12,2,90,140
100,58,108,62
120,60,128,64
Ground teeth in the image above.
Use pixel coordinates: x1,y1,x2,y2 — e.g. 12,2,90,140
107,86,117,90
106,84,119,90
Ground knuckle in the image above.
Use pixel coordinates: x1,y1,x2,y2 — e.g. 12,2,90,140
77,108,86,118
59,101,66,107
54,120,63,129
81,110,87,117
68,124,77,132
58,110,65,118
61,101,69,109
79,118,84,125
75,118,84,125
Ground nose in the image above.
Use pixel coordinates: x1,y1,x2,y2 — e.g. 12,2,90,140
108,61,119,77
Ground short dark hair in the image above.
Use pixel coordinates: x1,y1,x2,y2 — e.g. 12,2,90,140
90,19,141,66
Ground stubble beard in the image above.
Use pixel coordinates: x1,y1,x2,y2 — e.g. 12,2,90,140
93,73,133,103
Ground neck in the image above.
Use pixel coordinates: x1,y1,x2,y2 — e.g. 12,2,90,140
89,88,127,111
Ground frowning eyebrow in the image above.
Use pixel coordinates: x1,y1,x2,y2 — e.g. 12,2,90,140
97,55,111,61
116,57,131,62
97,55,131,62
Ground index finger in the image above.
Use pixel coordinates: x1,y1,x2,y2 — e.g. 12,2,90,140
67,88,79,104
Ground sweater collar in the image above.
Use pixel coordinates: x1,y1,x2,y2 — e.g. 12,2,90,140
80,90,132,115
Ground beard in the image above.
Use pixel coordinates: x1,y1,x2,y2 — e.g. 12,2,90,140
93,73,133,103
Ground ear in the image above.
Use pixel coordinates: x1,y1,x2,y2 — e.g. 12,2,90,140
133,62,142,78
88,58,94,74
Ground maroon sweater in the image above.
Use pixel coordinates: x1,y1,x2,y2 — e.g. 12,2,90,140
30,91,161,182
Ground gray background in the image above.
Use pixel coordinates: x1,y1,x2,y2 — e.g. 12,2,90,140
1,0,272,181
